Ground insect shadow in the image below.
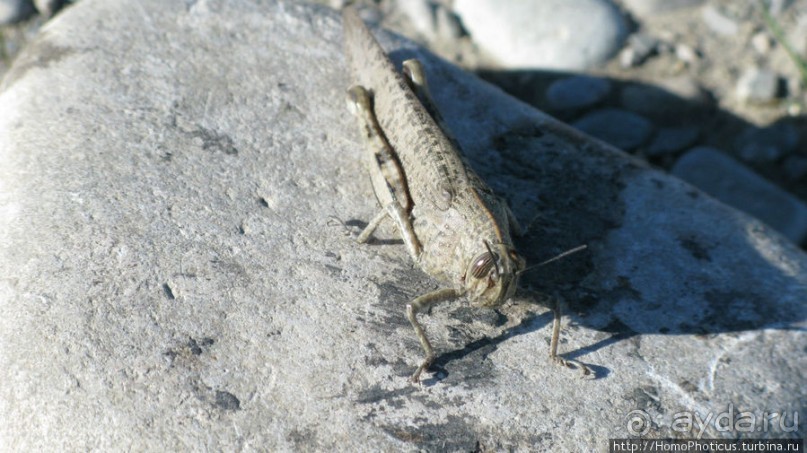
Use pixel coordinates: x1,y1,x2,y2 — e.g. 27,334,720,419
427,305,613,385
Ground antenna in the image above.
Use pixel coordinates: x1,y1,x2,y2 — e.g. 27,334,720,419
517,244,588,276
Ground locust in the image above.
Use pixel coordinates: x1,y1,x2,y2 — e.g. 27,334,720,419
342,6,589,383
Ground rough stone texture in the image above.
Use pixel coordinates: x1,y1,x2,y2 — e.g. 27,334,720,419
454,0,627,70
672,147,807,244
0,1,804,450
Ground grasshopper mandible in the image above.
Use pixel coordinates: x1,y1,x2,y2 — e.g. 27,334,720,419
343,6,586,383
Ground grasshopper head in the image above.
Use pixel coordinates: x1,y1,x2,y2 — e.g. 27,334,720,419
464,241,525,308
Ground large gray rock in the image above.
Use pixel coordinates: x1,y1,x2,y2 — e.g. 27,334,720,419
0,0,804,450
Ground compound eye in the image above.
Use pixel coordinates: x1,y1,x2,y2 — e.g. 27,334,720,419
471,252,498,279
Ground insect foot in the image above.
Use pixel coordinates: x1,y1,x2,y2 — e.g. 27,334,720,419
406,288,459,384
549,293,594,378
552,355,592,377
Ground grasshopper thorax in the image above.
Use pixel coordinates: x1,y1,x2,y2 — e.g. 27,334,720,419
463,240,525,308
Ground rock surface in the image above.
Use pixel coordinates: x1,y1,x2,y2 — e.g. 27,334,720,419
573,108,654,151
0,0,804,450
0,0,34,24
672,147,807,243
701,5,740,36
645,125,700,157
546,75,612,111
620,0,705,18
619,77,711,120
734,122,798,163
735,67,780,104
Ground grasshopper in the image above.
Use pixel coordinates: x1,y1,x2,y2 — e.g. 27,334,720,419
342,6,588,383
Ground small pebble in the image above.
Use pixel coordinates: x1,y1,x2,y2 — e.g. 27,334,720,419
546,75,611,110
620,33,658,68
768,0,788,15
435,5,463,41
646,126,700,157
672,147,807,243
454,0,627,70
398,0,436,40
0,0,35,25
701,6,739,37
32,0,61,17
661,76,711,106
734,122,798,163
656,39,674,55
573,108,653,151
795,15,807,56
674,43,699,64
621,0,704,18
619,48,642,68
736,68,779,104
782,155,807,181
786,75,802,100
751,32,773,55
620,77,710,120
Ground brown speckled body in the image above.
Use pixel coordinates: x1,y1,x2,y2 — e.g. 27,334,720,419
343,7,593,383
343,7,523,306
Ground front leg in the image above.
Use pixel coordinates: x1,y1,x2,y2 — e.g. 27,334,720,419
406,288,460,383
549,294,592,376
